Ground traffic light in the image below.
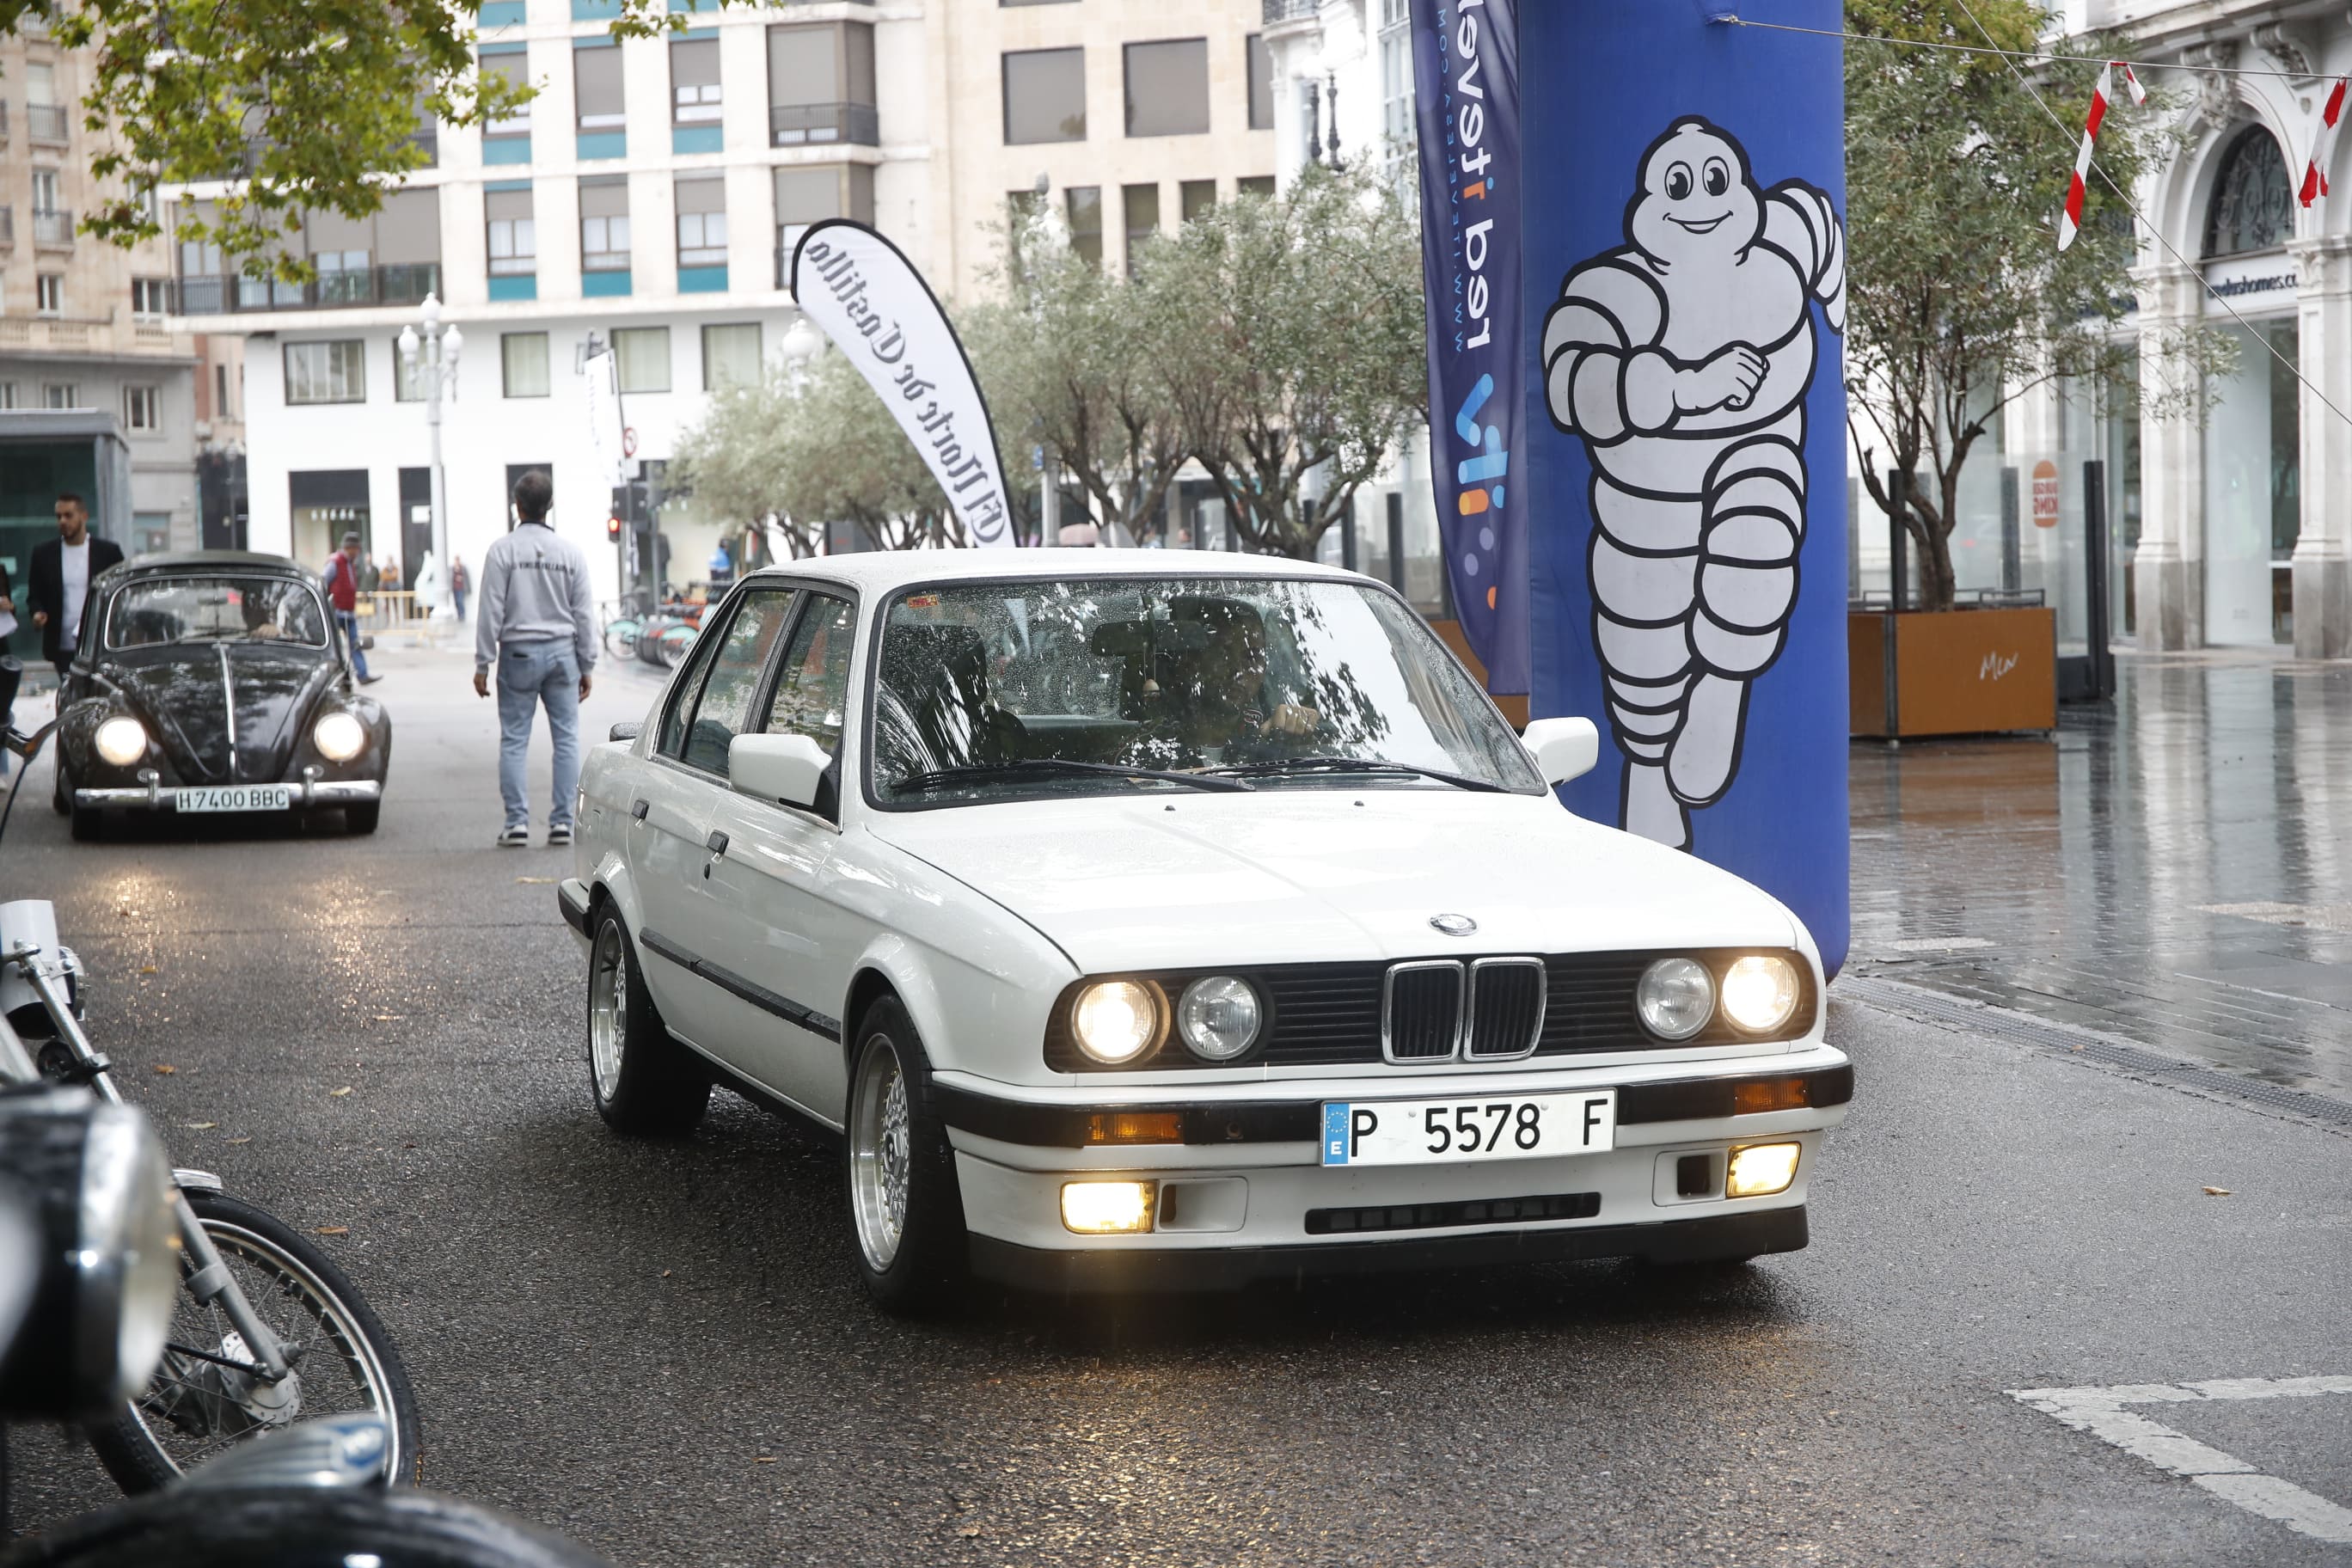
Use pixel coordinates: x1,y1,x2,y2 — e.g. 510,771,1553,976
608,513,623,541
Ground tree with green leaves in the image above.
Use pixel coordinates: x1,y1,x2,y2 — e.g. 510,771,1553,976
1147,165,1428,560
1843,0,2223,609
10,0,719,271
667,376,825,564
753,352,965,554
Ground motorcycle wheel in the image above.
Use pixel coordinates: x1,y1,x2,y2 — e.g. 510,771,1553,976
88,1190,421,1495
1,1486,609,1568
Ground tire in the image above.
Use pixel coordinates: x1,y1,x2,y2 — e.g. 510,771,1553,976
3,1485,609,1568
52,758,69,816
88,1189,422,1495
586,908,710,1136
345,801,381,835
845,998,968,1314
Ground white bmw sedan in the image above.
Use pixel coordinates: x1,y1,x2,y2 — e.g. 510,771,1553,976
559,550,1850,1309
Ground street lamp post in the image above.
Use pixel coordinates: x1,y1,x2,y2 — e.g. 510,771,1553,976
396,295,463,622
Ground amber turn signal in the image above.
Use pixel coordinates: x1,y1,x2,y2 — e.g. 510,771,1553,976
1086,1112,1184,1146
1730,1076,1815,1117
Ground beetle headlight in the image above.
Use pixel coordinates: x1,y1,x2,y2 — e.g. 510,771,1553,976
1071,980,1159,1065
1636,957,1715,1041
1721,954,1801,1034
93,717,148,768
312,711,367,763
1176,976,1261,1062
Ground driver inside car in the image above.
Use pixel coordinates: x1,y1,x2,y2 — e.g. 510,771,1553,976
1158,599,1320,763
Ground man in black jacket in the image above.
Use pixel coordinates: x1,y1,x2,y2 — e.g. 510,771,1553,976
28,493,125,677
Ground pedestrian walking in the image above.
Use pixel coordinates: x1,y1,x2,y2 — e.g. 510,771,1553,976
0,556,18,783
381,556,402,594
474,470,596,848
359,554,383,593
28,493,126,681
450,556,469,621
322,531,383,686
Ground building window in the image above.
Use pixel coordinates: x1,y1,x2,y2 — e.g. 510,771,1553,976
1125,39,1209,138
575,44,624,132
0,384,15,410
32,168,60,213
1378,0,1413,184
579,176,630,270
1004,47,1085,144
42,384,79,409
487,187,536,276
1123,183,1160,278
1238,175,1276,200
131,277,170,318
215,363,233,420
502,332,551,398
285,340,366,405
677,175,727,266
1065,185,1103,268
2204,126,2293,259
481,47,530,137
126,385,162,431
1179,180,1216,224
702,322,763,390
672,34,721,123
775,163,871,260
35,273,63,315
614,326,671,393
1246,34,1273,132
769,21,878,146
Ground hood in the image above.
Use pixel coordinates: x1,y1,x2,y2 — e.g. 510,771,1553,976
99,644,339,783
865,790,1804,975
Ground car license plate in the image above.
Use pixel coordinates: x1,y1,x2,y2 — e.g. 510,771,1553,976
177,785,293,813
1320,1092,1616,1167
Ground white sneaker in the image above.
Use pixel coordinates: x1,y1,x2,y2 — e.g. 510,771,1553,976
496,824,530,848
547,823,573,848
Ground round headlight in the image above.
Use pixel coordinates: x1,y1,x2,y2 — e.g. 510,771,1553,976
1636,957,1716,1041
1176,976,1262,1062
313,711,368,763
1071,980,1159,1065
93,717,148,768
1721,954,1801,1034
78,1106,180,1404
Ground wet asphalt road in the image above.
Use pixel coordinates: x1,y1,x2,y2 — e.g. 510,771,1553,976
5,647,2349,1566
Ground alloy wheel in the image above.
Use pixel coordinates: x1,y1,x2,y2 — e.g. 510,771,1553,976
849,1038,912,1271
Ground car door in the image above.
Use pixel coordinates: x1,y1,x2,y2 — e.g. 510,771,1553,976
628,586,798,1047
696,590,863,1122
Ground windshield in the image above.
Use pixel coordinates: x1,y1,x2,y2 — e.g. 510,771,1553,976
106,575,328,650
868,576,1542,805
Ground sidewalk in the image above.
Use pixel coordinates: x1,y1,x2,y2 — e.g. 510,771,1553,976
1847,647,2352,1101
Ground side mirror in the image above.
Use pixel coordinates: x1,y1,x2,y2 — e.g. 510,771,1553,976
609,720,643,743
730,732,833,809
1521,716,1600,786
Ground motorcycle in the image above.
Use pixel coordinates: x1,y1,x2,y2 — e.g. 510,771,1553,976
0,726,420,1494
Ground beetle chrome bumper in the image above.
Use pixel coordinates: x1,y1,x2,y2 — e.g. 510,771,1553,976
74,777,383,811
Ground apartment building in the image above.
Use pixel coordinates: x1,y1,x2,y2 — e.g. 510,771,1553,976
0,24,213,580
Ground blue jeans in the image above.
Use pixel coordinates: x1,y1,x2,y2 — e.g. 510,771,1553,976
452,588,468,621
496,640,580,830
335,609,371,681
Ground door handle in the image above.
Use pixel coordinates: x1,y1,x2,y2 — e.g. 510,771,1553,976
631,799,650,822
706,830,730,854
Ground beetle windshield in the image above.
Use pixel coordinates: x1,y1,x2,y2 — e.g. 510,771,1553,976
105,576,329,650
869,577,1543,805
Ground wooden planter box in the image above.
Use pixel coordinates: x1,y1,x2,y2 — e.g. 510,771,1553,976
1849,607,2056,738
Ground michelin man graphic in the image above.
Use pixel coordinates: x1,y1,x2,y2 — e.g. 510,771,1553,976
1542,117,1845,850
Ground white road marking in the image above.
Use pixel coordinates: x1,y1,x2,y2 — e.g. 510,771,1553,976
1881,936,1994,953
2012,1377,2352,1546
2196,901,2352,934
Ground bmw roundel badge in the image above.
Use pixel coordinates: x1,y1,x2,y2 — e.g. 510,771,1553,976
1429,913,1478,937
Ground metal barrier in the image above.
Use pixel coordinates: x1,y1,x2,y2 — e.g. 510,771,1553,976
356,591,434,630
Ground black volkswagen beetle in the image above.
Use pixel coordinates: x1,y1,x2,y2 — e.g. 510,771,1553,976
52,550,391,840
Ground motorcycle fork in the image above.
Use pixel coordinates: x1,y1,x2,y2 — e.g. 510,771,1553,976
8,952,295,1384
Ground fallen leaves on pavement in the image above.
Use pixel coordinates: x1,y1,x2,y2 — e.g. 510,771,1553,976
2202,1185,2232,1197
329,1086,353,1098
152,1064,175,1075
314,1226,350,1236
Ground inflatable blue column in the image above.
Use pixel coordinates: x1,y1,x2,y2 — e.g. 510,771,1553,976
1521,1,1850,974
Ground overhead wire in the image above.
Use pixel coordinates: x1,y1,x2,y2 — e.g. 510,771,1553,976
1718,6,2352,432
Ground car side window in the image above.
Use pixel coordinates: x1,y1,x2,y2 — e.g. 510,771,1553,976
678,591,795,777
657,603,735,763
761,594,856,757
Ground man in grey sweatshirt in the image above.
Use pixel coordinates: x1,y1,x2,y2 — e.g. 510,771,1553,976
473,469,597,848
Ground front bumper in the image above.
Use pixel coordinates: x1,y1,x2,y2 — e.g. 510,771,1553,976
938,1047,1848,1291
74,777,383,812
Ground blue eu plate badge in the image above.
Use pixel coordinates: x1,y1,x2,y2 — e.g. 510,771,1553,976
1322,1104,1351,1167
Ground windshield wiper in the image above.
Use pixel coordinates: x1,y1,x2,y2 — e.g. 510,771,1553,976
1200,755,1510,793
893,757,1253,794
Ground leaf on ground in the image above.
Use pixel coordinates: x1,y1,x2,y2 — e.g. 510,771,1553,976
226,1136,252,1146
138,965,159,975
373,1014,405,1021
2202,1185,2232,1197
329,1086,353,1098
152,1064,175,1075
958,1527,983,1538
515,876,558,885
314,1226,350,1236
183,1122,217,1130
753,1456,777,1464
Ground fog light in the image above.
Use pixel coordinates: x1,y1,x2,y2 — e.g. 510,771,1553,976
1721,954,1801,1033
1061,1179,1156,1234
1724,1142,1801,1199
94,717,148,768
1071,980,1159,1065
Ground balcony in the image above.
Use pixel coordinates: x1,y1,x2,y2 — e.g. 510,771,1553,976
769,101,878,148
27,102,69,143
174,261,443,316
32,207,73,248
1262,0,1320,22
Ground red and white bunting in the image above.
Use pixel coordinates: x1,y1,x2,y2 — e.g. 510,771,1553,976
2302,77,2348,207
2058,63,2146,252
